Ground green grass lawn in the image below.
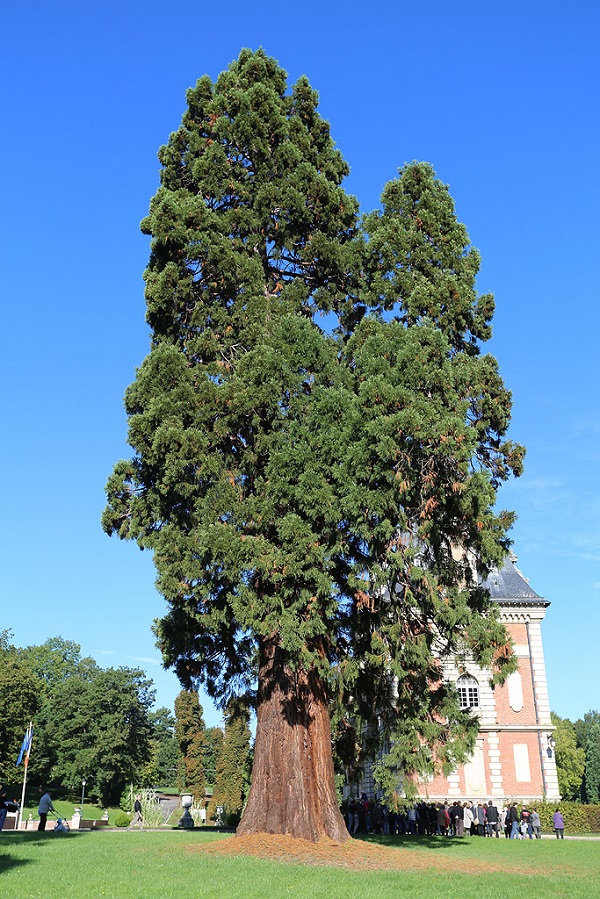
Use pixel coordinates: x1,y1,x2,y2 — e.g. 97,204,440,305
1,831,599,899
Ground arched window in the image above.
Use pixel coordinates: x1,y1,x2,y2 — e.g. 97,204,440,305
456,674,480,710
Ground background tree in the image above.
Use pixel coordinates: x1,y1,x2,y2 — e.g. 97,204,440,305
575,710,600,804
140,707,179,788
37,666,154,807
575,712,600,804
0,634,162,804
551,711,585,801
0,635,40,788
203,725,224,789
574,710,600,748
174,689,205,800
103,50,522,841
20,637,101,793
209,697,251,821
584,726,600,804
19,637,97,688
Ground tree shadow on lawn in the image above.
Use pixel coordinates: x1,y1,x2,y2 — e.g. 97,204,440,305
0,830,93,875
0,851,30,875
358,834,480,852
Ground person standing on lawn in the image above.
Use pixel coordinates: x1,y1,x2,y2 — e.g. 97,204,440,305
530,808,542,839
509,803,520,839
0,790,8,831
553,808,565,839
452,801,464,837
520,805,533,839
486,800,500,837
475,803,487,836
38,789,55,832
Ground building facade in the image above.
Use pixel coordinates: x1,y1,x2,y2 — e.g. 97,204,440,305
414,554,560,802
357,554,560,803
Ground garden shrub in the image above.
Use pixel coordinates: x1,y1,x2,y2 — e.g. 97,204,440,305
114,812,132,828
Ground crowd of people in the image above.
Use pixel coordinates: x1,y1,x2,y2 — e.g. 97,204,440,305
345,796,566,839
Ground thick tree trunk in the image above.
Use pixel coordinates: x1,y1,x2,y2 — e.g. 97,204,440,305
237,635,349,842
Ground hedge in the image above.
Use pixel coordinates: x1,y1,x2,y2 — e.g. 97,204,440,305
538,801,600,834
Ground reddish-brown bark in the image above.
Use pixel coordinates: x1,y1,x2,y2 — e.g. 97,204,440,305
236,635,349,843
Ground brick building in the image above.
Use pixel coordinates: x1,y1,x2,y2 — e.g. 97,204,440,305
414,554,560,802
358,554,561,802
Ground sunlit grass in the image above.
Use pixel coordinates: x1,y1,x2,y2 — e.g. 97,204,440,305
1,831,599,899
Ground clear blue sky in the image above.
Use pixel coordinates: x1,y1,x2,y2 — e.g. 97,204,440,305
1,1,598,727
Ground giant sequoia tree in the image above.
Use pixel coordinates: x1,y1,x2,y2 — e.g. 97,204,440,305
103,49,524,842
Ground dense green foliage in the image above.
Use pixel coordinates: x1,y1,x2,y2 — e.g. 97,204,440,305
103,48,525,802
35,664,154,808
0,634,155,807
537,800,600,834
551,711,585,800
139,707,179,788
0,633,40,785
203,725,224,787
19,636,97,686
584,725,600,803
209,697,251,818
574,711,600,804
0,633,235,813
547,709,600,804
174,689,206,799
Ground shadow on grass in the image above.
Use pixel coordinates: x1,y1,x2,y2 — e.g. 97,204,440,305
0,853,31,875
169,825,236,834
0,831,92,853
0,832,82,875
356,834,483,852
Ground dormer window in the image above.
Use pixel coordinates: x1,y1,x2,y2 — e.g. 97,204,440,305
457,674,480,710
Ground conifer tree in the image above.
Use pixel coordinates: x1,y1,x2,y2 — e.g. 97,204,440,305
583,722,600,804
210,697,251,821
174,689,205,800
104,51,523,841
330,162,524,789
203,725,224,788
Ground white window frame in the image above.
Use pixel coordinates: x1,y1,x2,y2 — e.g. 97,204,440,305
456,674,480,710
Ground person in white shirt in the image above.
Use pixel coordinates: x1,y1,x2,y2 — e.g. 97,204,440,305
463,802,475,836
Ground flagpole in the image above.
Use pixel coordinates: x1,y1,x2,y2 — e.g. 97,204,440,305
17,722,33,831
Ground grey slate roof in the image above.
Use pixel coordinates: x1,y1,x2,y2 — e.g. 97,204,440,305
480,555,547,604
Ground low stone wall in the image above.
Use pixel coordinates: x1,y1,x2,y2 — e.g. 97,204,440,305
4,810,107,831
